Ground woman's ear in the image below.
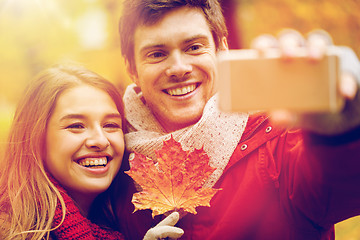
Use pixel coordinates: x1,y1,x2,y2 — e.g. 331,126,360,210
125,59,139,85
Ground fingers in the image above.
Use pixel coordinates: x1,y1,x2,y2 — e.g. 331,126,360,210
251,28,335,61
154,226,184,239
143,212,184,240
143,226,184,240
277,28,306,59
269,110,297,128
340,72,358,100
251,34,278,56
156,211,180,227
307,29,333,60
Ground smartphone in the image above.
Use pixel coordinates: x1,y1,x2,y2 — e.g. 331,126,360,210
216,48,343,113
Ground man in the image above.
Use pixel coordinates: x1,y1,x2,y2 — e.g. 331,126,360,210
116,0,360,239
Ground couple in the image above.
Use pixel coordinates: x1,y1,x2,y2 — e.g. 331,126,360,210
2,0,360,239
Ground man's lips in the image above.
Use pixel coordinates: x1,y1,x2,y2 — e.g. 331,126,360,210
164,83,199,96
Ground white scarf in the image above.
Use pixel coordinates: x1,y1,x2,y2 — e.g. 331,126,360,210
124,84,248,188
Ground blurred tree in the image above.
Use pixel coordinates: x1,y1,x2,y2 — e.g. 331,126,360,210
221,0,243,49
0,0,129,144
239,0,360,56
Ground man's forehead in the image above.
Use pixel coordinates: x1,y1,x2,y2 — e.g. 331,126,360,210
134,7,211,49
137,7,207,32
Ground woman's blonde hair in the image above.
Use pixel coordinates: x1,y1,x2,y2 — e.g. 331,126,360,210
0,64,124,239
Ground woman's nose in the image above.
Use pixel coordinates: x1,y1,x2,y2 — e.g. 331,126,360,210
165,51,192,80
85,127,110,150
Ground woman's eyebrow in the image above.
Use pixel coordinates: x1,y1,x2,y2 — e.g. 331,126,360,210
60,113,122,121
105,113,123,119
60,114,85,121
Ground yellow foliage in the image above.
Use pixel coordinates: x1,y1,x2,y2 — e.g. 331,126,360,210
0,0,127,149
0,0,359,238
239,0,360,57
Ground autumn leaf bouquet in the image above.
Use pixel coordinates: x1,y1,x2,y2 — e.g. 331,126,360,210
126,136,220,218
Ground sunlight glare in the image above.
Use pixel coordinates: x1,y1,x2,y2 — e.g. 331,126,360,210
76,8,108,50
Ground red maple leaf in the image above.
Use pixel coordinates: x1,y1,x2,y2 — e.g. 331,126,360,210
125,136,220,217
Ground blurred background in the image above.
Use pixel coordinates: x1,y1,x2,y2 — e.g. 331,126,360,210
0,0,359,238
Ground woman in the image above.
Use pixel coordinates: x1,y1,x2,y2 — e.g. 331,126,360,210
0,64,183,240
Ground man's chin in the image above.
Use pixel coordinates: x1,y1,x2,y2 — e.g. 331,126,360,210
160,115,202,132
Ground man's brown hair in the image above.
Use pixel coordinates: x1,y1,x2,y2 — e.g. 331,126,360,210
119,0,228,72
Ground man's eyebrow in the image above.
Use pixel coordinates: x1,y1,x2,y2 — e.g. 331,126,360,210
184,34,210,44
140,34,210,53
140,43,166,53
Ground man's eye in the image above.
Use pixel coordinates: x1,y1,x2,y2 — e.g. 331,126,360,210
148,51,166,59
187,44,203,52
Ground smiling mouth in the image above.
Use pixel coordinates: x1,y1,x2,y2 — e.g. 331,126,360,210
165,83,198,96
77,157,108,168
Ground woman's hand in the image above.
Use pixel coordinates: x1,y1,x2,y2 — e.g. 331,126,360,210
143,212,184,240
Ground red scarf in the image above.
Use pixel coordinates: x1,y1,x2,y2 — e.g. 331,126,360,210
51,179,124,240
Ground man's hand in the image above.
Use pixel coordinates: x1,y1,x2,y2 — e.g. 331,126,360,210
143,212,184,240
252,29,360,135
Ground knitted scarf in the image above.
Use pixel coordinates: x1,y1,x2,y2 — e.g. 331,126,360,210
51,179,123,240
124,84,248,188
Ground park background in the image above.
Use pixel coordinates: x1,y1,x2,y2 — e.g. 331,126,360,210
0,0,359,238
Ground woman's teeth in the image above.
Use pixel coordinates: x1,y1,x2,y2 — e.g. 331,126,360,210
167,84,196,96
78,157,108,168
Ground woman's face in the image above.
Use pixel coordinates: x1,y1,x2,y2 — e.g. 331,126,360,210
45,84,124,200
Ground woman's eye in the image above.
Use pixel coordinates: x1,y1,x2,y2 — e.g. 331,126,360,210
152,52,163,58
66,123,84,129
104,123,121,129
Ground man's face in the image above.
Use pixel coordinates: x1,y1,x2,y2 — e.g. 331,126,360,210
131,7,225,132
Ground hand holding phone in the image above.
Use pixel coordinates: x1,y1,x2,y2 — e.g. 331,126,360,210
216,48,343,113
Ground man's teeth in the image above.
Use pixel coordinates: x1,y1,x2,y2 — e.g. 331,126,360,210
167,84,196,96
78,157,107,167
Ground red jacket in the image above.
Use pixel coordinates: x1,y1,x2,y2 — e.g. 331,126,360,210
119,114,360,240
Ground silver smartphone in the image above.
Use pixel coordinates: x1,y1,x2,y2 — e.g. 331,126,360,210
216,48,343,113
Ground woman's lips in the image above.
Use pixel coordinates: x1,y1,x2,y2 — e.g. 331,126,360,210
77,157,108,168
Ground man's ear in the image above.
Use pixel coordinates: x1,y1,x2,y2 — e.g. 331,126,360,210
125,59,139,85
220,37,229,51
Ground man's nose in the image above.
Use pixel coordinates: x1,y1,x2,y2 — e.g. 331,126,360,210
85,127,110,150
165,51,192,80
